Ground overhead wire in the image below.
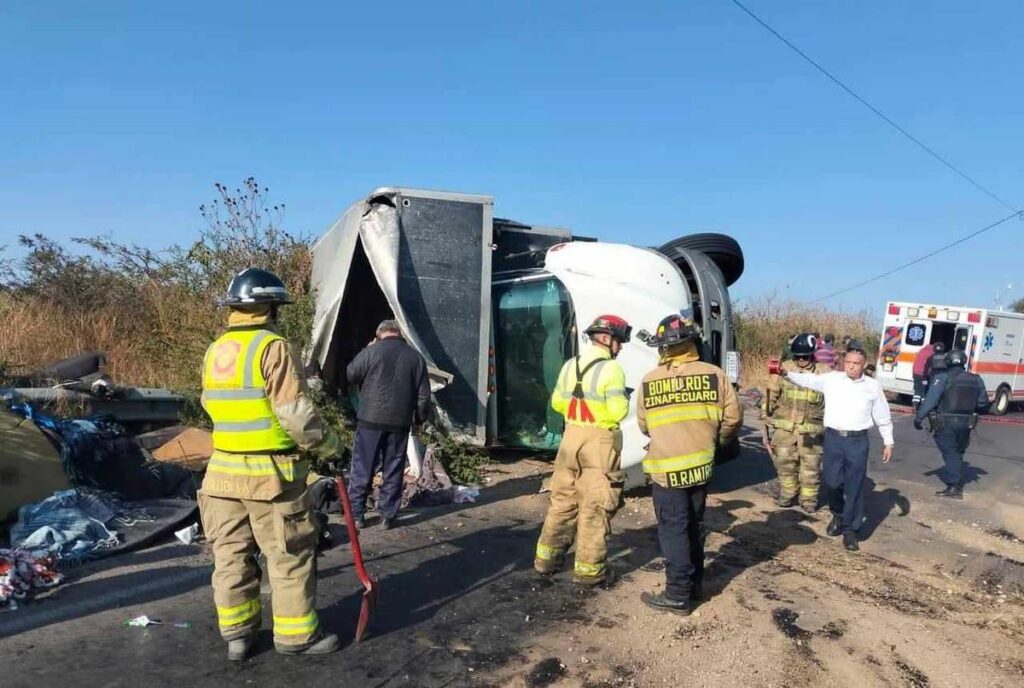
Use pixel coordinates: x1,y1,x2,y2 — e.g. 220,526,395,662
811,210,1021,302
727,0,1022,301
728,0,1017,212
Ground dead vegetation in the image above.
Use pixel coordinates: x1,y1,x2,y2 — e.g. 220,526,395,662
734,293,879,390
0,178,314,391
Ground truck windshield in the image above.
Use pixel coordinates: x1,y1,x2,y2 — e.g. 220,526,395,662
493,277,575,450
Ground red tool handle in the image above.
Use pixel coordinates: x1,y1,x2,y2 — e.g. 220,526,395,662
335,476,372,589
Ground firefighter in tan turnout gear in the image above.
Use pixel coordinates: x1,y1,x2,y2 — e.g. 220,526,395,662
534,315,632,586
199,268,342,661
638,312,742,615
762,333,827,512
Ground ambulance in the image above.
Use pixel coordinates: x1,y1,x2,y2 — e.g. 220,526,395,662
876,301,1024,415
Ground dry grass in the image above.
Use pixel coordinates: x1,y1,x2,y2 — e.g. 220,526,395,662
735,294,879,390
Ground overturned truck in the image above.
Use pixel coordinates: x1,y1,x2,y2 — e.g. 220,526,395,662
308,187,744,481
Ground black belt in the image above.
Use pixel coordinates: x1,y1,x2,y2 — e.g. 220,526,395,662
826,428,867,437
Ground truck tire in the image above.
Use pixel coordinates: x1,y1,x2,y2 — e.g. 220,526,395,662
991,385,1011,416
657,233,745,287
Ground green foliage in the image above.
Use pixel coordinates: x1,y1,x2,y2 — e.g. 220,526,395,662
420,427,490,485
1010,297,1024,314
0,178,317,394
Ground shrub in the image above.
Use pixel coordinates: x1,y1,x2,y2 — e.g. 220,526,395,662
734,293,878,390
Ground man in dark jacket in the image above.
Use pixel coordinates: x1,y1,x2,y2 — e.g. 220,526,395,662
347,320,431,529
914,349,988,499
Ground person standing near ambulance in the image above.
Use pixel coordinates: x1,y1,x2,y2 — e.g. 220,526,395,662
534,315,632,587
199,268,342,660
637,313,742,615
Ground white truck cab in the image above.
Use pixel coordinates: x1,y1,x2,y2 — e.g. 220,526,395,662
309,187,744,479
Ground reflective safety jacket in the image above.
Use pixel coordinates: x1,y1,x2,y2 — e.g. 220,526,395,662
551,345,629,431
200,312,339,501
203,328,297,453
637,357,742,488
763,360,826,434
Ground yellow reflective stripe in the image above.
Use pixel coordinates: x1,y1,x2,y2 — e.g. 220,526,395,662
642,447,715,474
202,388,267,401
214,419,273,432
217,598,262,627
647,404,723,429
783,388,822,402
535,543,563,561
207,453,296,480
573,560,604,577
273,612,319,636
770,418,823,433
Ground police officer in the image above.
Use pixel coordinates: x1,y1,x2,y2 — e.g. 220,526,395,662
914,349,989,498
199,268,342,660
638,312,742,615
534,315,632,587
762,334,827,512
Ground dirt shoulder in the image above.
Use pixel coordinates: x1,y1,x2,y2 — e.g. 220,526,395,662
1,417,1022,687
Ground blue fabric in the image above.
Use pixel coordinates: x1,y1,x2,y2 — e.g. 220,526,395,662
10,489,126,564
822,430,869,533
347,425,410,520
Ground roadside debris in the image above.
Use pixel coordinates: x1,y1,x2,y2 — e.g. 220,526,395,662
149,428,213,472
124,615,191,629
0,549,63,610
174,523,200,545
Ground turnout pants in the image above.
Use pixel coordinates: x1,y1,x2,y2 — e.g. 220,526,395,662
652,482,707,602
771,428,823,507
933,425,971,487
198,484,320,648
821,429,869,534
535,425,623,582
348,425,411,521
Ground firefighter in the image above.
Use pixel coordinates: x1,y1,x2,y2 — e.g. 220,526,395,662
534,315,632,586
762,333,828,512
638,312,742,615
199,268,342,661
914,349,989,498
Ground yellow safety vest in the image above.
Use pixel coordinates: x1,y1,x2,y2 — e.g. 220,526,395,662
551,346,628,430
202,328,297,454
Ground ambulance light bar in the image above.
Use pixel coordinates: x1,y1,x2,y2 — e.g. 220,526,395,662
888,304,900,315
968,311,981,323
946,310,959,321
907,307,919,317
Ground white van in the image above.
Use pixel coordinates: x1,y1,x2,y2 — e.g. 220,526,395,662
876,301,1024,415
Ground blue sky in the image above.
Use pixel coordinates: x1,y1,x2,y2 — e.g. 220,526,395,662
2,1,1022,314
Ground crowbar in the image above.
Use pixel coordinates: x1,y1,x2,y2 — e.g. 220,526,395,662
334,475,378,642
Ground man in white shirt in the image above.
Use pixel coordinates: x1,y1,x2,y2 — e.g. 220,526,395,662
780,342,893,551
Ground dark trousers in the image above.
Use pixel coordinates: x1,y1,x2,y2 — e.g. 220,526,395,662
933,425,971,487
822,430,869,533
912,375,927,406
652,482,707,602
348,425,410,520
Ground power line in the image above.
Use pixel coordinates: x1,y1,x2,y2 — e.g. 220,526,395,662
728,0,1017,212
812,210,1022,303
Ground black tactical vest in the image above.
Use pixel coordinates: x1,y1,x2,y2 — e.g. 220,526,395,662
939,371,983,415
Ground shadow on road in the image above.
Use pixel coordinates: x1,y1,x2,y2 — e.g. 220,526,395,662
703,501,817,599
859,477,911,541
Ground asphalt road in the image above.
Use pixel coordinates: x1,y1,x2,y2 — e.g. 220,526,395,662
1,409,1021,687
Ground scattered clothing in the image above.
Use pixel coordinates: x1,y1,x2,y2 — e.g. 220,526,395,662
10,489,126,562
0,549,63,609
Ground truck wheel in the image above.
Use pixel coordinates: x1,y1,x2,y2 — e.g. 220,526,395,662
991,386,1011,416
658,233,745,287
